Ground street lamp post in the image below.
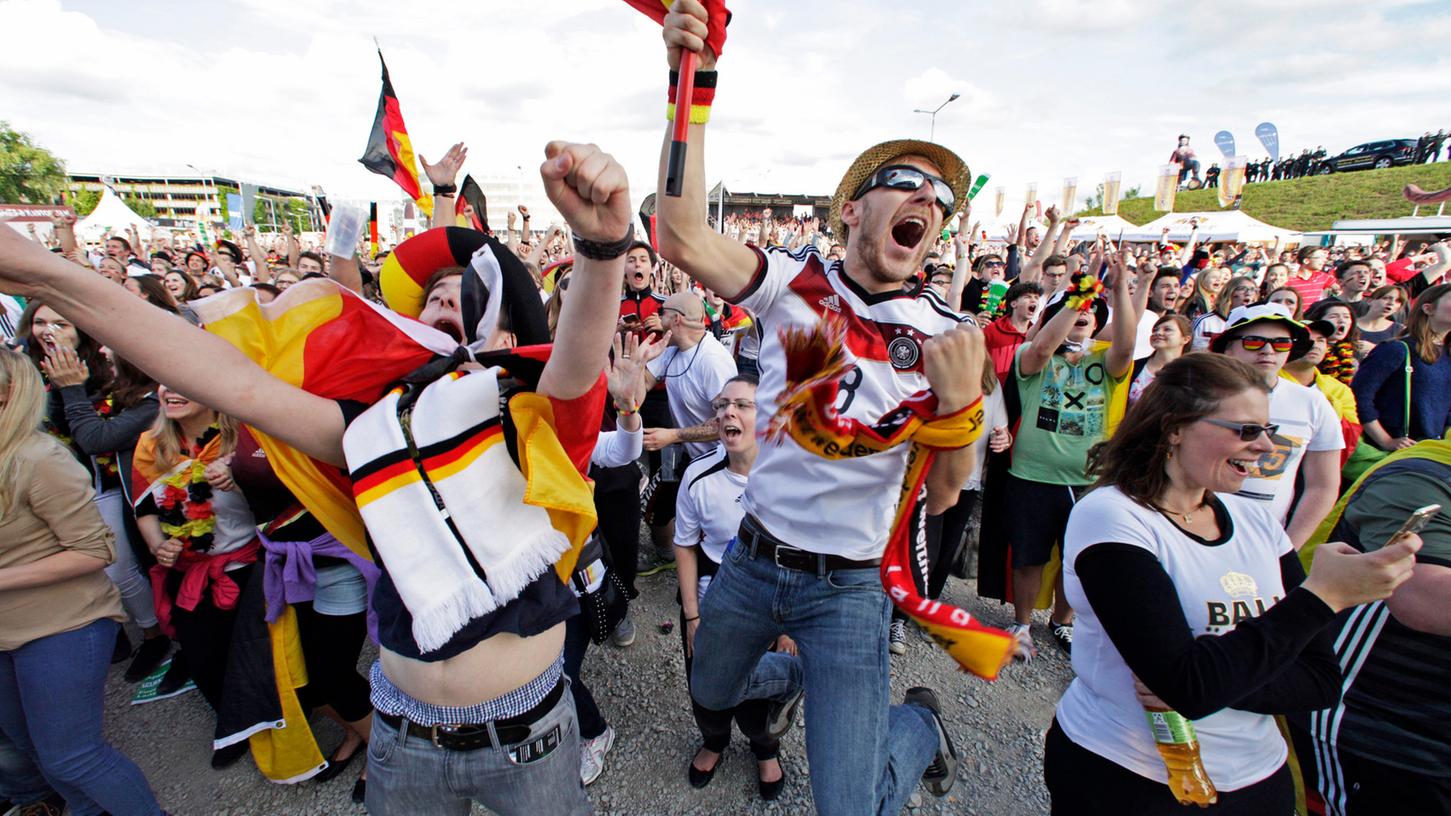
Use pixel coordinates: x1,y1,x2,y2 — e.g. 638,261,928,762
912,93,960,143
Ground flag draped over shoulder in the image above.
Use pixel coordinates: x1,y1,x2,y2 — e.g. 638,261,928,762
359,50,434,218
766,319,1016,680
623,0,731,57
191,280,454,557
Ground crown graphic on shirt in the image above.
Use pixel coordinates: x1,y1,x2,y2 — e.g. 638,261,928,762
1219,571,1258,598
818,294,842,313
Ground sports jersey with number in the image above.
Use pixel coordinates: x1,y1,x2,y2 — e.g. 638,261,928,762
1235,378,1343,522
728,245,970,561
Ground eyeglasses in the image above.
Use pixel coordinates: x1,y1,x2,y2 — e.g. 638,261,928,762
852,165,955,217
711,398,756,412
982,261,1005,269
1199,417,1280,441
1236,335,1294,353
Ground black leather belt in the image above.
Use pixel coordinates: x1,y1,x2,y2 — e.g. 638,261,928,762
378,678,565,752
738,515,881,573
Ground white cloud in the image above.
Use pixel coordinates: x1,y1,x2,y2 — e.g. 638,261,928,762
0,0,1448,226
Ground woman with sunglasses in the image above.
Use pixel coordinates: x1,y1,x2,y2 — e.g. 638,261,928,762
1209,305,1344,549
1045,353,1419,815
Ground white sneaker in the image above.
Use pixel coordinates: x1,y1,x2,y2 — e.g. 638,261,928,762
889,619,908,655
1010,624,1037,663
580,726,615,786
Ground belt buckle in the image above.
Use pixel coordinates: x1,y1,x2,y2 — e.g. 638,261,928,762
430,723,465,749
773,544,802,569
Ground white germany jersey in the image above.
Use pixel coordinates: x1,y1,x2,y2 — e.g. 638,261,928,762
674,445,747,566
731,245,970,561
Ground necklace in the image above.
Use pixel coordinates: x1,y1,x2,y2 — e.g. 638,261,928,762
1153,495,1208,524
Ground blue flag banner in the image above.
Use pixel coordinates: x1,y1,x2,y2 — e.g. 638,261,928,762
1256,122,1279,163
1214,130,1236,158
226,194,244,230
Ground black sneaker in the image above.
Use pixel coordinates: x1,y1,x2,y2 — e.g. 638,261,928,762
904,687,958,797
125,635,172,683
157,651,190,696
1050,621,1073,656
764,686,804,739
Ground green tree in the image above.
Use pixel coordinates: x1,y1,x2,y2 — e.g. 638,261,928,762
0,121,67,203
123,195,157,219
70,188,100,217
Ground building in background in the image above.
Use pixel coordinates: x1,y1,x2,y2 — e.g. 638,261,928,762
66,172,324,232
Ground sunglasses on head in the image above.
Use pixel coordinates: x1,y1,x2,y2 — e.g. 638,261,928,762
1200,417,1280,441
852,165,955,217
1236,335,1294,353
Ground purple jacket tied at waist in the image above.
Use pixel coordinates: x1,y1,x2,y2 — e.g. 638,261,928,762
259,530,381,639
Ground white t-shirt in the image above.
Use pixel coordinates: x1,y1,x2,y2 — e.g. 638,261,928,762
960,385,1007,492
674,445,747,567
1235,378,1343,522
647,332,737,458
730,245,970,560
1057,486,1294,791
1133,309,1158,359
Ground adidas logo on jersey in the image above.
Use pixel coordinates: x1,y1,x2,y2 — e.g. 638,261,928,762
818,294,842,313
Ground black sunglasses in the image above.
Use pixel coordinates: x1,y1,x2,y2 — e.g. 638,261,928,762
1200,417,1280,441
852,165,955,217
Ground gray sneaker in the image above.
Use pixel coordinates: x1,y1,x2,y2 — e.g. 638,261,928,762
765,686,804,739
610,615,636,648
904,686,959,797
889,619,908,655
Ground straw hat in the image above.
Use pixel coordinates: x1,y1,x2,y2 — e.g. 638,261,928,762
828,139,970,240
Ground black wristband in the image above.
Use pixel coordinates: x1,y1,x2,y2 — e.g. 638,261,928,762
432,183,457,196
572,225,636,261
668,68,718,90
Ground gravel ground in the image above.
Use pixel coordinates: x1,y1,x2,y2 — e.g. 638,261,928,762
103,560,1071,815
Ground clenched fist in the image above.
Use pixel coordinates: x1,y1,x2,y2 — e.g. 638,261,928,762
539,142,632,244
922,325,985,415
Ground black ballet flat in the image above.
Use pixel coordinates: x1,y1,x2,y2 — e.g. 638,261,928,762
758,761,786,801
314,743,361,783
351,777,366,804
688,754,720,789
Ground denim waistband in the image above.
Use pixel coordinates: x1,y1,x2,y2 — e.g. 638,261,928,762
369,654,564,726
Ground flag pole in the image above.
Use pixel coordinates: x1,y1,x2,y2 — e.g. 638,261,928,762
665,50,697,197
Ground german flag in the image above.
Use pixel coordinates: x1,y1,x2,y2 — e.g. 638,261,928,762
359,50,434,218
623,0,730,58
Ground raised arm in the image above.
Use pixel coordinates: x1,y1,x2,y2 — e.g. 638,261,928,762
242,225,272,284
655,0,763,300
421,142,467,229
0,226,347,466
534,141,631,401
1104,251,1136,377
1014,202,1031,251
1020,206,1063,284
50,211,78,256
948,211,971,310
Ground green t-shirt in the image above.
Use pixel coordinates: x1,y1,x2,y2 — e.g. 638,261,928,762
1010,344,1126,486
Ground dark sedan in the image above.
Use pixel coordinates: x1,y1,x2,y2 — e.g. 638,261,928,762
1320,139,1418,173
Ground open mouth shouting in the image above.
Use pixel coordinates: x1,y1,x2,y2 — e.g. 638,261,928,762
432,317,465,343
721,419,745,442
890,215,928,251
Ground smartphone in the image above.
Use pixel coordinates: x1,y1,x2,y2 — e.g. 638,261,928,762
620,314,640,325
1389,504,1441,545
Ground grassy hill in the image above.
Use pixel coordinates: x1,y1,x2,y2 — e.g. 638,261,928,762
1076,162,1451,232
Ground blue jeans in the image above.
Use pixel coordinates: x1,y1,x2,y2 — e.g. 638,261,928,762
0,619,161,816
365,683,592,815
691,539,938,816
0,726,52,806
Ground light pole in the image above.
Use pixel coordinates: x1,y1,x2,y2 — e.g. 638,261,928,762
913,93,960,143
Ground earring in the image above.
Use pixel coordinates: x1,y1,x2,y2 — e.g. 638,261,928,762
1166,447,1175,460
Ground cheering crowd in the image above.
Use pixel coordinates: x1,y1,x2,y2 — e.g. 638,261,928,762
2,3,1449,816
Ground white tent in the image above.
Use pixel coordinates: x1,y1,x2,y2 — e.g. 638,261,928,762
1067,214,1138,241
75,186,153,241
1124,210,1300,245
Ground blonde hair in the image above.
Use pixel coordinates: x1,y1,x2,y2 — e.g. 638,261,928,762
0,350,49,515
146,398,238,471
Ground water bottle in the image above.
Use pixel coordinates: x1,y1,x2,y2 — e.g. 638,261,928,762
1144,706,1218,807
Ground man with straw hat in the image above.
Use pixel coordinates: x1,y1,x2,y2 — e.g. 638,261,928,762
651,2,1016,812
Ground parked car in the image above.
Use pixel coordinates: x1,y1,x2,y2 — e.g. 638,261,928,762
1320,139,1418,174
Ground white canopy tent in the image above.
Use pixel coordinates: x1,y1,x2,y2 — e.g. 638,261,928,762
1124,211,1300,245
1068,214,1138,241
74,187,154,241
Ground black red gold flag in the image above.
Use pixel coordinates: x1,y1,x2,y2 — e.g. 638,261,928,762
359,50,434,217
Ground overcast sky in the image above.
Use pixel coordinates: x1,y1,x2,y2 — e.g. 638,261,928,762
4,0,1450,222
